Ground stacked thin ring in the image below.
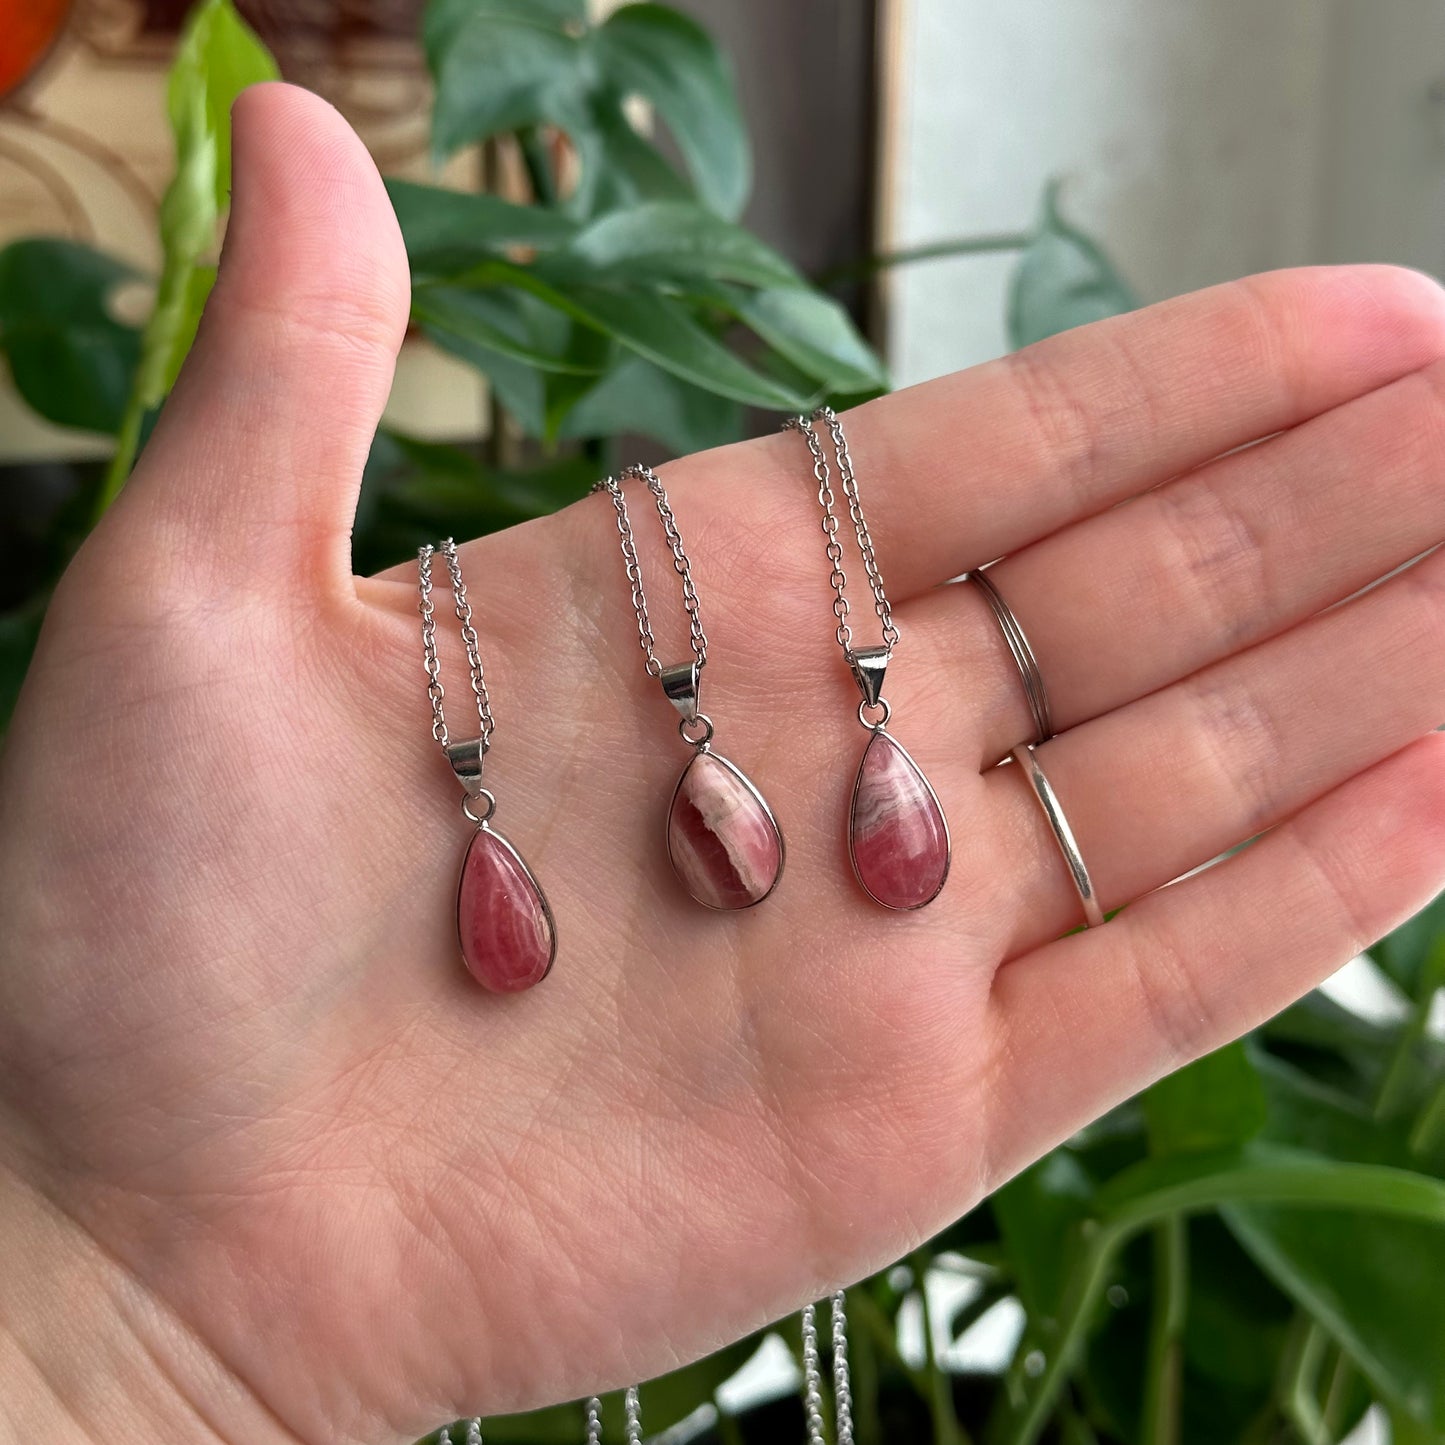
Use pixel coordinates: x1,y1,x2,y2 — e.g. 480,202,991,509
1011,744,1104,929
968,566,1053,744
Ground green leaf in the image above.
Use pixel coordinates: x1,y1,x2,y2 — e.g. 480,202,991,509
413,285,601,373
560,201,800,287
991,1149,1095,1322
725,285,888,394
1007,180,1136,349
418,318,546,439
1224,1203,1445,1430
1371,891,1445,1001
560,281,810,409
466,254,811,409
99,0,276,512
0,239,141,433
590,4,750,219
429,10,586,161
422,0,585,72
1144,1042,1268,1157
573,89,692,215
559,353,741,454
387,179,578,277
166,0,277,212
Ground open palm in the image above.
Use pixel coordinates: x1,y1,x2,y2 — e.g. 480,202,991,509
3,85,1445,1445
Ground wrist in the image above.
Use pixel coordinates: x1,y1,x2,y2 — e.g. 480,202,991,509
0,1159,302,1445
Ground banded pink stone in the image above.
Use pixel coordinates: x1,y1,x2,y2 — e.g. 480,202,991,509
457,827,556,992
849,730,949,910
667,751,783,910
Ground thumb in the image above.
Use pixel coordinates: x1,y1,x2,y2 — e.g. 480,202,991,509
107,81,410,594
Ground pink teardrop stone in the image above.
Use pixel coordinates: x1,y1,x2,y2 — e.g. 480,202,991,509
849,731,949,910
457,828,556,992
667,751,783,910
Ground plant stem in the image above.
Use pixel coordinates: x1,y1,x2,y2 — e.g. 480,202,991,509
1318,1341,1355,1440
821,232,1032,286
1140,1217,1188,1445
1409,1076,1445,1157
1374,989,1434,1120
1003,1150,1445,1445
848,1286,928,1396
517,125,558,208
95,390,146,519
1277,1318,1331,1445
911,1251,969,1445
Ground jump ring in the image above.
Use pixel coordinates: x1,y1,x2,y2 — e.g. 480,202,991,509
462,789,497,826
970,568,1053,744
680,713,715,747
858,698,891,730
1010,744,1104,928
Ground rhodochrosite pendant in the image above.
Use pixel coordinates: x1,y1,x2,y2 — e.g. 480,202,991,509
668,747,785,909
845,647,950,910
849,728,949,910
659,661,784,910
457,821,556,992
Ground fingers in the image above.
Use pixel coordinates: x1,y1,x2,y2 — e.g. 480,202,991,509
106,83,409,594
984,544,1445,952
720,265,1445,604
903,355,1445,759
983,733,1445,1180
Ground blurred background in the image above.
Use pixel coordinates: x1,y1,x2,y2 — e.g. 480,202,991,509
2,4,1444,1444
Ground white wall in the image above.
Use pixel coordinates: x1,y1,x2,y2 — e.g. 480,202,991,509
886,0,1445,386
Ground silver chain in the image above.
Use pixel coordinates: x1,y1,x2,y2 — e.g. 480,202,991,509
800,1293,855,1445
436,1420,482,1445
801,1303,828,1445
593,466,708,678
624,1385,644,1445
418,539,495,753
585,1397,604,1445
786,408,900,656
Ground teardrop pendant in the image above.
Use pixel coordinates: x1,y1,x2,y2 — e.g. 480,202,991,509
848,729,950,911
667,749,784,910
457,825,557,992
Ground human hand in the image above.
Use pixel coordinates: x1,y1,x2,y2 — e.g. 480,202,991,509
3,84,1444,1445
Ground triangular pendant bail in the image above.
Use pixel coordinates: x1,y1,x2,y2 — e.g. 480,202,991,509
847,645,890,709
660,659,701,723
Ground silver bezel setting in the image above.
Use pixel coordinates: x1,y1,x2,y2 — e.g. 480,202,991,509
847,727,952,912
455,822,559,985
666,745,786,912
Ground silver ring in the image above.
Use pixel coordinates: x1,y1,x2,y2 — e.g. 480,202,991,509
969,567,1053,743
1010,744,1104,928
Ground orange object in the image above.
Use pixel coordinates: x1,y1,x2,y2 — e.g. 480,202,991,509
0,0,71,100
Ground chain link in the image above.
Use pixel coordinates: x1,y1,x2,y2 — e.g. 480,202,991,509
585,1398,603,1445
801,1303,829,1445
830,1291,855,1445
786,408,900,656
592,466,708,678
418,540,495,755
623,1385,644,1445
800,1295,855,1445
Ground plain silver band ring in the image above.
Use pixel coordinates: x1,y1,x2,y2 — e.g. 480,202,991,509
969,568,1053,743
1010,744,1105,929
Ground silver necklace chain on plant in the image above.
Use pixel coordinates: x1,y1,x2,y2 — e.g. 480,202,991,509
593,466,784,911
800,1291,855,1445
784,408,951,913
